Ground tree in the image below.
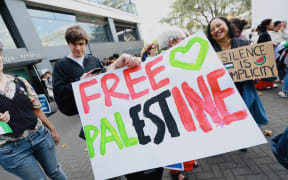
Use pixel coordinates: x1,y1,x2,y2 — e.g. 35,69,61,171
160,0,251,32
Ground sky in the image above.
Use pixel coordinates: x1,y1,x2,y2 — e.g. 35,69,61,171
134,0,176,43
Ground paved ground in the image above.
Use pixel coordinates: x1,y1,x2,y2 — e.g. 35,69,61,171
1,83,287,180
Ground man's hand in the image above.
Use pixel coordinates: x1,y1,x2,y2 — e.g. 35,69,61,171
108,54,141,71
0,111,10,123
80,69,101,80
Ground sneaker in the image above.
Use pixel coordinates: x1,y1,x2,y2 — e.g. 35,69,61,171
273,84,279,88
278,91,288,98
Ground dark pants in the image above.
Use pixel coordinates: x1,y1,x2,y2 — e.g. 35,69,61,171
79,126,85,140
271,128,288,169
125,168,163,180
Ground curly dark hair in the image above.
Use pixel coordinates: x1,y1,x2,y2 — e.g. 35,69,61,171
206,17,235,45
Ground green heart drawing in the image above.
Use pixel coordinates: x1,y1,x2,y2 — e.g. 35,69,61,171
169,37,209,70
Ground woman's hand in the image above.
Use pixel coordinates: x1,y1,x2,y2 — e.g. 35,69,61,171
50,129,60,146
0,111,10,123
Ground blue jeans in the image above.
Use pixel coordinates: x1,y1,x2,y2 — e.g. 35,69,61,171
0,126,68,180
271,128,288,169
283,72,288,92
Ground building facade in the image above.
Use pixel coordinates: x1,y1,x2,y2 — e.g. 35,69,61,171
0,0,143,99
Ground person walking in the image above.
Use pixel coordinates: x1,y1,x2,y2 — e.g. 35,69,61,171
0,41,67,180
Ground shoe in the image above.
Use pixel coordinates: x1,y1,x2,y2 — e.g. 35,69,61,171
278,91,288,98
273,84,279,88
171,171,188,180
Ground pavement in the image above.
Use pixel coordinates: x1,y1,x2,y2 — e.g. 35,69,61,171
1,83,288,180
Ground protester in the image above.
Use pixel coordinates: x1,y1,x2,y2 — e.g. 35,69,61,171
269,20,288,45
271,128,288,169
277,41,288,98
230,18,248,39
255,19,275,90
207,17,269,135
158,27,197,180
0,41,67,179
250,28,259,44
41,69,54,99
102,57,111,66
112,53,120,62
146,43,159,58
53,25,140,139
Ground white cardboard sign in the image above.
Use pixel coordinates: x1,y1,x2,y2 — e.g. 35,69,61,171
72,31,267,180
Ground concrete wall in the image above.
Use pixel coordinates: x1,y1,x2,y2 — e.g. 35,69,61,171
252,0,288,28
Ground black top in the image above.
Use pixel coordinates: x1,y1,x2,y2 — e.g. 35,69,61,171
257,32,272,43
0,78,38,137
52,55,105,116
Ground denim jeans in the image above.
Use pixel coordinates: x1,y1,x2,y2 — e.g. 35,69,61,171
271,128,288,169
0,126,68,180
283,72,288,92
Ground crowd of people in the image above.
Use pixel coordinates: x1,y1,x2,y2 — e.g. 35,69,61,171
0,15,287,180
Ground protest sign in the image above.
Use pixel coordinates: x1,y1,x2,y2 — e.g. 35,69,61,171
72,31,267,180
165,163,184,171
217,41,278,82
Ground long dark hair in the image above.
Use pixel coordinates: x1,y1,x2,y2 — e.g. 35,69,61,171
257,19,272,33
206,17,235,45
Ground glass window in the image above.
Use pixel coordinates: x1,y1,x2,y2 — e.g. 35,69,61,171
74,0,137,15
28,9,110,46
28,9,76,47
77,15,109,43
79,22,109,42
0,15,16,49
116,24,137,41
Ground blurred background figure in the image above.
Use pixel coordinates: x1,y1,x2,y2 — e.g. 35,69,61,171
249,28,259,44
157,27,186,51
269,20,288,46
112,53,120,63
255,19,275,90
257,19,273,44
41,69,53,100
146,43,158,58
230,18,248,39
103,57,111,66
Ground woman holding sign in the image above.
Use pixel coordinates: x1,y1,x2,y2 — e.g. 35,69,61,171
207,17,269,136
0,41,67,179
255,19,275,90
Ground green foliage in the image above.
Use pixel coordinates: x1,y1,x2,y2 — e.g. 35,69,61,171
160,0,251,33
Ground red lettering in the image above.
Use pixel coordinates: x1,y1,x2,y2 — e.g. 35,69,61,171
101,73,129,107
207,68,247,125
80,79,101,114
145,56,170,90
172,87,196,132
182,76,222,133
123,66,149,99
